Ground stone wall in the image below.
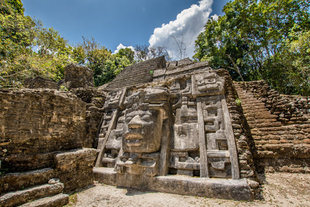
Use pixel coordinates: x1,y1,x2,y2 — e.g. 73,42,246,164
0,89,87,172
215,70,258,182
105,56,166,90
0,168,55,195
153,60,210,81
55,148,97,192
235,81,310,173
24,77,59,89
237,81,309,124
0,89,99,195
64,64,94,89
71,87,106,148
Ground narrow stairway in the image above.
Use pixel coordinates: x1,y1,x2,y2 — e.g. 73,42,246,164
234,83,310,172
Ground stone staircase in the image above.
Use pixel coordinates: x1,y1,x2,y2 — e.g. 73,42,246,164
234,83,310,173
0,169,68,207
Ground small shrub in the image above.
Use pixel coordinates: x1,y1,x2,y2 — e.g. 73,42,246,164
235,98,241,106
60,85,68,91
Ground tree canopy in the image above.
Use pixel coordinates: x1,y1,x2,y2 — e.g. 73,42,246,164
0,1,135,88
72,37,135,86
2,0,309,94
0,0,74,87
194,0,310,95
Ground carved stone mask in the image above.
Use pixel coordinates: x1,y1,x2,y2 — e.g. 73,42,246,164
123,107,163,153
192,72,224,96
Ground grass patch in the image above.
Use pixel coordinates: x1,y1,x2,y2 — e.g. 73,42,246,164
64,193,78,206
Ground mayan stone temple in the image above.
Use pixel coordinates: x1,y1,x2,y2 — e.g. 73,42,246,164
1,57,310,206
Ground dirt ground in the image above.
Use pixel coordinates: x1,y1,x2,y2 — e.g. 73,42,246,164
66,173,310,207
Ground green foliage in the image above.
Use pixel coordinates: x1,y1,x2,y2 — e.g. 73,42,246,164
235,98,241,106
0,1,134,88
194,0,310,95
72,37,135,87
266,30,310,95
115,48,135,63
0,0,24,15
0,12,35,59
59,85,68,91
0,1,74,88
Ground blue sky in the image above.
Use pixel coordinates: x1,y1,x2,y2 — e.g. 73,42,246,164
23,0,229,59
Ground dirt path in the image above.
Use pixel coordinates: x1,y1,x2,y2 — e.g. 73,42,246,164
66,173,310,207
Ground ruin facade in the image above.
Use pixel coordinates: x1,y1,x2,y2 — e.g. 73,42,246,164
0,57,309,206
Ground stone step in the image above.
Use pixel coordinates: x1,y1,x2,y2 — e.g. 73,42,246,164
238,97,262,101
0,180,63,207
247,118,278,123
241,99,263,102
242,106,265,110
252,132,306,139
258,125,302,131
243,113,277,119
249,122,282,128
20,193,69,207
150,175,254,200
247,120,279,126
239,98,259,102
93,167,116,186
0,168,55,195
245,116,276,122
242,103,266,107
93,168,254,200
242,106,266,110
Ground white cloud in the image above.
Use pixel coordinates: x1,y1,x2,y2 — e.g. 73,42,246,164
113,43,135,54
149,0,213,60
211,14,219,21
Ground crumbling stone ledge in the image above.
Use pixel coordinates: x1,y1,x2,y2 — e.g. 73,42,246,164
55,148,97,192
93,167,255,200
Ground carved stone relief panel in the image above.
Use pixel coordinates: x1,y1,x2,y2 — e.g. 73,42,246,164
192,71,239,179
173,96,199,151
96,70,239,180
101,114,124,167
169,151,200,176
115,87,169,177
192,71,224,97
96,90,123,151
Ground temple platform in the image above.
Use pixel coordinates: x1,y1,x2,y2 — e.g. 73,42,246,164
93,167,254,200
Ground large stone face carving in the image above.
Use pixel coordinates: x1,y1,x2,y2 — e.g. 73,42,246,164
123,107,162,153
94,69,243,197
115,88,169,176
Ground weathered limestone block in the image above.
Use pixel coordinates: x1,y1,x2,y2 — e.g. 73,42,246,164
0,89,87,172
166,58,193,71
64,64,94,89
0,180,64,207
153,60,210,81
150,176,253,200
55,148,97,192
106,56,166,90
24,77,58,89
177,58,193,66
69,87,106,148
20,193,69,207
0,168,55,195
